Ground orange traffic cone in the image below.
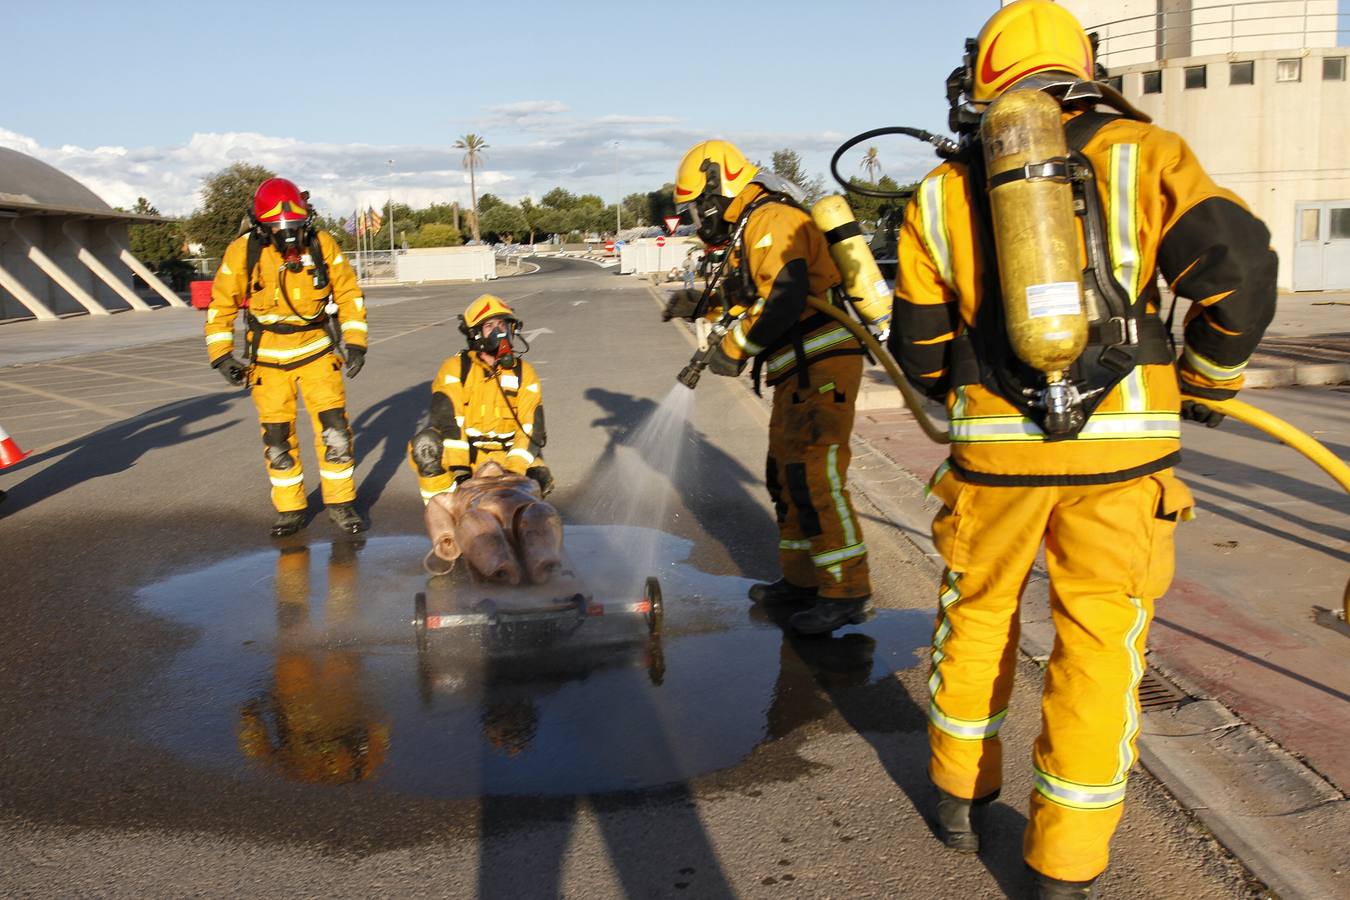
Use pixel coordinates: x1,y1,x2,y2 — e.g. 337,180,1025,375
0,423,29,468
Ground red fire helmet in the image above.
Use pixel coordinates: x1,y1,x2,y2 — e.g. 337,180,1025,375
252,178,310,227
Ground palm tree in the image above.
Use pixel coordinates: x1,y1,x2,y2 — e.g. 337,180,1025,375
454,134,489,242
860,146,881,185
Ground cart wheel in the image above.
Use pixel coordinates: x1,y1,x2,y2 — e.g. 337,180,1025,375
644,576,663,635
414,592,428,633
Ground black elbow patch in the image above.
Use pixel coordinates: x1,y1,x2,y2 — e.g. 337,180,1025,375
746,257,811,346
1160,197,1276,304
428,391,459,437
529,406,546,455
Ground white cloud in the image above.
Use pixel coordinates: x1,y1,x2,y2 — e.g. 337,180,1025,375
0,112,941,223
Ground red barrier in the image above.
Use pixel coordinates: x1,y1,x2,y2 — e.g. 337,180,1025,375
190,280,213,309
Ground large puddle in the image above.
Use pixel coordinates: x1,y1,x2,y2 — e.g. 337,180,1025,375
138,528,932,795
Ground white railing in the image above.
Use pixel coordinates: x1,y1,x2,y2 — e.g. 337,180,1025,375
1088,1,1346,65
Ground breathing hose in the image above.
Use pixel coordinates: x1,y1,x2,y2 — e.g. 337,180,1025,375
805,297,949,444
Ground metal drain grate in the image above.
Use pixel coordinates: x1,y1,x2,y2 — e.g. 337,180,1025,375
1138,671,1190,711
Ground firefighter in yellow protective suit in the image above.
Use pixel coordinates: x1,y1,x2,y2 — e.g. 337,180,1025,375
205,178,369,538
237,542,389,784
407,295,552,502
889,3,1277,895
666,141,871,636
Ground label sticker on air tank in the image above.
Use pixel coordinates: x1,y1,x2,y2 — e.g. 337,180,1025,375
1025,282,1081,319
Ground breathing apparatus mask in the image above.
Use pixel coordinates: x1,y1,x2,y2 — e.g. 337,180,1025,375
269,218,312,273
680,159,734,246
461,314,527,369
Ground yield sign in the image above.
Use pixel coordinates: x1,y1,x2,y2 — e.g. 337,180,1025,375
663,215,680,235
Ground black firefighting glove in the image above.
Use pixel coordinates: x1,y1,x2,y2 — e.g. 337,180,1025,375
450,466,473,487
212,354,248,386
526,464,555,496
1180,398,1225,428
662,289,702,322
344,346,366,379
707,343,748,377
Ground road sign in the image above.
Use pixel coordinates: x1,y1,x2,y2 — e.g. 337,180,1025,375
604,241,615,252
663,215,680,234
656,236,666,247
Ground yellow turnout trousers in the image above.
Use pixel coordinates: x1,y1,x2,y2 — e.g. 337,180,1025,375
766,354,870,600
926,464,1192,882
251,354,357,512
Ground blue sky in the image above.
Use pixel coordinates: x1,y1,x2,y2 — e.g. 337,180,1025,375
3,0,1345,219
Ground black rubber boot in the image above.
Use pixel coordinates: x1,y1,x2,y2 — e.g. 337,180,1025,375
788,597,871,635
934,788,980,853
747,578,818,606
1032,871,1098,899
327,503,367,534
270,509,307,538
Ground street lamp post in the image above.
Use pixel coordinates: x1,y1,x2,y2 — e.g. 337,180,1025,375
614,141,621,236
387,159,395,256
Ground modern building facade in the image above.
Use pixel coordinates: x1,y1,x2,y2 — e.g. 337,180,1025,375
0,147,184,321
1044,0,1349,291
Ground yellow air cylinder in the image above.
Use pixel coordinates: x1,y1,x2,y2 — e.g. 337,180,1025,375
980,88,1087,376
811,194,892,330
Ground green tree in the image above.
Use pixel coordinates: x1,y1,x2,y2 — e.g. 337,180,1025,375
479,204,527,242
186,162,275,259
622,191,650,227
476,193,506,214
541,187,577,209
770,149,826,205
126,198,184,268
454,133,489,242
406,223,463,248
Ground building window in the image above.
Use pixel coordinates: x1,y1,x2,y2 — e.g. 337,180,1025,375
1331,208,1350,241
1184,65,1207,89
1299,208,1320,242
1324,57,1346,81
1106,75,1123,93
1230,60,1254,85
1276,58,1302,82
1142,70,1162,94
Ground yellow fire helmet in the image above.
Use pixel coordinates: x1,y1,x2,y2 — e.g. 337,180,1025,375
674,140,759,244
464,293,518,330
971,0,1094,103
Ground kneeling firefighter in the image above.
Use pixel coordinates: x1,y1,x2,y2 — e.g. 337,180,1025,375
406,294,552,501
665,140,872,636
205,177,370,537
887,1,1277,895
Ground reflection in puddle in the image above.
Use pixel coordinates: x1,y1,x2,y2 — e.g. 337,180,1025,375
138,527,932,797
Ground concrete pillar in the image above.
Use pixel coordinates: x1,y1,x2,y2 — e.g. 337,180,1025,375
110,227,186,308
0,256,58,321
8,218,107,315
62,220,151,311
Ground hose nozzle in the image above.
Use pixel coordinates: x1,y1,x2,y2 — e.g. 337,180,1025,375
676,361,704,390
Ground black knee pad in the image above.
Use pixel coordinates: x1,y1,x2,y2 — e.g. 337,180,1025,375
411,428,446,477
262,422,295,471
317,408,354,464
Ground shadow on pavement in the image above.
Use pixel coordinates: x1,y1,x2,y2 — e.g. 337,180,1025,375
750,603,1031,897
0,393,238,515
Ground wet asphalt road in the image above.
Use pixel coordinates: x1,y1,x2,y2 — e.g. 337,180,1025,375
0,259,1260,897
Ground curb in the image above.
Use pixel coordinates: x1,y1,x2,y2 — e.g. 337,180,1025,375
1246,362,1350,388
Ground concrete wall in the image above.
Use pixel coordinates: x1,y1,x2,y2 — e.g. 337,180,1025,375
1113,47,1350,289
0,217,135,320
395,246,496,283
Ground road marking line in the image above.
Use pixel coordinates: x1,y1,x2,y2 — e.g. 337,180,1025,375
38,362,210,393
0,378,123,418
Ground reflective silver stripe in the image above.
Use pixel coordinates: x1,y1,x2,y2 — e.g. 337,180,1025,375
949,412,1180,442
925,459,952,498
507,447,535,464
252,313,320,324
1119,367,1147,413
499,374,520,389
919,173,954,288
779,538,812,551
1033,768,1127,809
206,332,234,345
812,542,866,567
825,444,858,547
269,473,305,487
731,320,764,355
254,335,333,361
929,570,962,697
1183,345,1247,382
928,701,1006,740
1115,596,1149,782
765,326,854,374
1109,143,1140,300
443,440,470,451
320,467,354,480
419,487,445,499
341,321,368,333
